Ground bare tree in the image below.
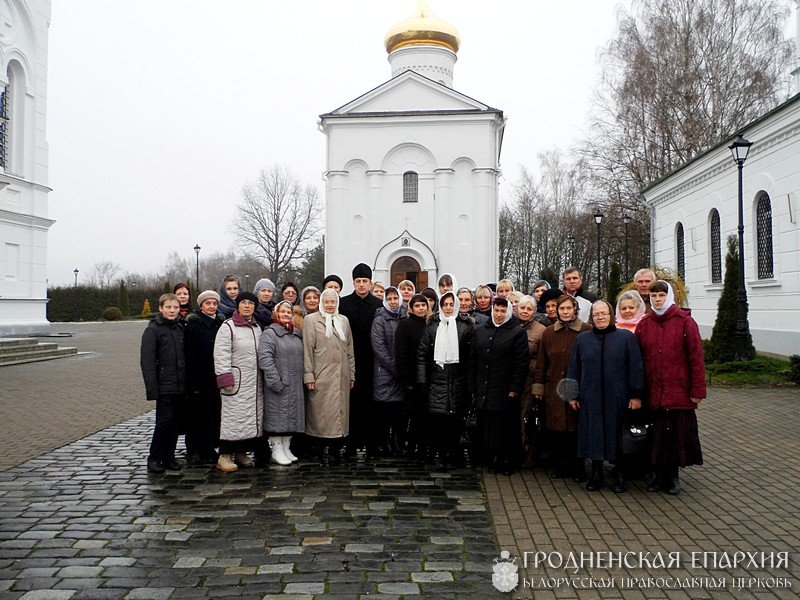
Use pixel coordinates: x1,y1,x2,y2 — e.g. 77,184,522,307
233,164,323,282
88,260,120,288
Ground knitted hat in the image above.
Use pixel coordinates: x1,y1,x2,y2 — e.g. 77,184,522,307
352,263,372,281
235,291,259,307
539,288,562,305
322,274,343,289
196,290,220,306
253,278,275,293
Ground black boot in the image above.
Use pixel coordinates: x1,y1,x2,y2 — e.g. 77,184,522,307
586,461,604,491
612,469,626,494
572,458,587,483
147,458,165,474
666,466,681,495
646,467,666,492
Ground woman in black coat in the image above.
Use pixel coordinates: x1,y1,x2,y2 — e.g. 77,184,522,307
470,297,530,475
416,292,474,468
184,290,226,465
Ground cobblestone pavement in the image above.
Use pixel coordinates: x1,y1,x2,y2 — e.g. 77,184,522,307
0,413,499,599
487,387,800,599
0,322,150,472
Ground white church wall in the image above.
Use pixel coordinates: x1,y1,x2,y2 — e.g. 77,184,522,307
645,96,800,357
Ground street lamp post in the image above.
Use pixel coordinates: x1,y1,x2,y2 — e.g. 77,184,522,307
594,212,604,298
728,134,753,361
73,268,79,288
623,213,630,281
193,244,201,291
566,234,575,267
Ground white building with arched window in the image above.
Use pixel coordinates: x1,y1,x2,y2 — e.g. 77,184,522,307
320,1,505,291
640,90,800,357
0,0,52,335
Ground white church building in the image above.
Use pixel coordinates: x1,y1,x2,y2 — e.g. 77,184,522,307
0,0,52,335
320,1,505,291
640,1,800,357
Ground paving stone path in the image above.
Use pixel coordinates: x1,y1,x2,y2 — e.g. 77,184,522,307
0,412,499,599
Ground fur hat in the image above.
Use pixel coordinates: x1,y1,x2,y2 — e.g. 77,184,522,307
235,291,259,308
322,274,343,289
196,290,220,306
352,263,372,281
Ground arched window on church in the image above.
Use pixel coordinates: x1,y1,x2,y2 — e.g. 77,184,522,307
755,191,773,279
2,61,25,175
0,69,10,171
403,171,418,203
676,222,685,281
709,209,721,284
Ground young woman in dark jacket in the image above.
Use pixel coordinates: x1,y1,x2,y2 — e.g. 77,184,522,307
184,290,226,465
395,294,431,460
636,281,706,495
416,292,474,467
470,297,530,475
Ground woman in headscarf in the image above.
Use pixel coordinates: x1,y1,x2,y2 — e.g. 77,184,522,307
568,300,645,492
436,273,456,298
615,290,646,333
516,295,547,468
531,280,550,304
253,278,276,329
636,281,705,495
217,275,241,319
533,295,592,481
395,293,432,462
535,288,561,326
417,291,474,468
293,286,321,331
213,291,263,472
302,288,355,465
173,283,192,320
470,297,529,475
457,287,487,325
370,286,407,455
258,300,305,466
397,279,416,308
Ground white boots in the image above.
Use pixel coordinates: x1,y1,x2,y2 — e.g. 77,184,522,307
269,436,297,465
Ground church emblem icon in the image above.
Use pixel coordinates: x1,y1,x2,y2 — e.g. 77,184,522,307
492,550,519,592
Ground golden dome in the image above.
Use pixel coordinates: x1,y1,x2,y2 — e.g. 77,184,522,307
384,0,460,55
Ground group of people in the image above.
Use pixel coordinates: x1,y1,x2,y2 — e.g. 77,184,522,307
140,264,706,495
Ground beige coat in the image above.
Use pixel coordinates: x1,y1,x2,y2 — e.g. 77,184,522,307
302,311,355,438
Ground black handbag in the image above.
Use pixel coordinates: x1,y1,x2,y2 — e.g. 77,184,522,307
524,401,544,446
621,420,652,455
459,406,478,447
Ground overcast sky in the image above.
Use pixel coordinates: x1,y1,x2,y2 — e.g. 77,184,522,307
46,1,643,285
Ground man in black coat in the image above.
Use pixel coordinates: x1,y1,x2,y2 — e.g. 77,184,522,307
184,290,226,465
562,267,598,302
338,262,382,457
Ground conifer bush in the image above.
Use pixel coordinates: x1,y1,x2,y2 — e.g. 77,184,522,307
102,306,123,321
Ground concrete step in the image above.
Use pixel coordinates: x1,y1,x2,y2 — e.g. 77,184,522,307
0,338,38,349
0,346,78,367
0,342,59,357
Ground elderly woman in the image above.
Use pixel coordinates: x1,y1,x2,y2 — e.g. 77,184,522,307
516,295,546,467
303,288,355,465
615,290,646,333
535,288,561,326
291,286,321,331
371,286,407,455
417,291,474,468
213,291,263,472
533,295,592,481
457,287,487,326
253,278,276,329
568,300,645,492
470,297,529,475
636,281,705,495
322,274,343,294
258,301,305,466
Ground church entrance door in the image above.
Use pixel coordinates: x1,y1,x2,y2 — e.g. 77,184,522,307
390,256,428,289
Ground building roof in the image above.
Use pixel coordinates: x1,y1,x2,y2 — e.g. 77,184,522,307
641,92,800,194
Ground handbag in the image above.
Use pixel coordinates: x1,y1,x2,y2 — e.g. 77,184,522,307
524,401,544,442
459,406,478,447
621,420,652,455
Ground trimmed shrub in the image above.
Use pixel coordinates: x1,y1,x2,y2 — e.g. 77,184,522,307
102,306,123,321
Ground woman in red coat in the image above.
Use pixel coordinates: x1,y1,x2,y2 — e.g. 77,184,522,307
635,281,705,495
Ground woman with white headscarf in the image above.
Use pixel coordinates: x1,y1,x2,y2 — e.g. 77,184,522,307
416,291,474,468
302,288,355,465
370,286,407,455
636,281,705,495
470,297,530,476
615,290,646,333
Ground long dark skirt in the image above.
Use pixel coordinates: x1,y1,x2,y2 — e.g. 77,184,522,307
479,399,521,457
650,408,703,468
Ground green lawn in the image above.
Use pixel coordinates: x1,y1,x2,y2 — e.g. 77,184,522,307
706,356,794,386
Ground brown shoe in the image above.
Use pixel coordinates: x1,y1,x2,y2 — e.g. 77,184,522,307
216,454,238,473
235,453,254,468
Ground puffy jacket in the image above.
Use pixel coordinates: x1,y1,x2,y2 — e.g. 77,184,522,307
140,314,185,400
635,305,706,410
416,314,475,415
470,316,529,411
371,306,406,403
258,323,305,434
395,313,428,388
